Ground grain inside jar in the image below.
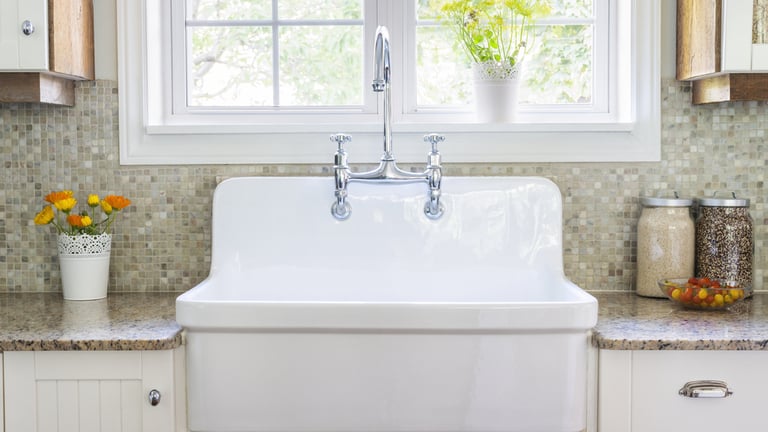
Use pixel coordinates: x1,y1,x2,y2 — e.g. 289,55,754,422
636,196,695,298
695,195,753,289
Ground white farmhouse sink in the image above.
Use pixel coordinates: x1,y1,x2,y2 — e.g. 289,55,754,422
177,176,597,432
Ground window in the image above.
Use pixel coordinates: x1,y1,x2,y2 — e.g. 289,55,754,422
117,0,660,164
178,0,369,111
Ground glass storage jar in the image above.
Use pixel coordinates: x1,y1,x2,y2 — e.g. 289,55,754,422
695,194,753,289
636,195,695,298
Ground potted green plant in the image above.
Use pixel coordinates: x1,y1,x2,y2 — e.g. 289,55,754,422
434,0,550,122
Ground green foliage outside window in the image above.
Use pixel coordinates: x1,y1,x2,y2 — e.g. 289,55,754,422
184,0,595,109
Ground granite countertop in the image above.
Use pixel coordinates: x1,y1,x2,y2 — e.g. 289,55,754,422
593,292,768,350
3,291,768,352
0,292,182,351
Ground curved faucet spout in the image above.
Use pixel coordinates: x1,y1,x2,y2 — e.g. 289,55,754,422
372,26,390,92
372,26,393,159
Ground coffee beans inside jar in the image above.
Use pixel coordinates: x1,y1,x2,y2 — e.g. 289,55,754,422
695,194,753,289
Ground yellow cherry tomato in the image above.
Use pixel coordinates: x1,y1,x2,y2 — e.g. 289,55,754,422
714,294,724,306
698,288,708,300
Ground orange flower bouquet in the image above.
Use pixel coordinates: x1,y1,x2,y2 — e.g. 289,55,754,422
34,190,131,300
34,190,131,236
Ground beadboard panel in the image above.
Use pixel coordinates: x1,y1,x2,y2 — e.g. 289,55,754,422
34,380,142,432
3,350,180,432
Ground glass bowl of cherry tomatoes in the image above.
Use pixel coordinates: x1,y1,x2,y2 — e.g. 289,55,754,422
658,277,751,310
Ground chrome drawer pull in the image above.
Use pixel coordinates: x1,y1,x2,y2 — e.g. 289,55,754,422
679,380,733,398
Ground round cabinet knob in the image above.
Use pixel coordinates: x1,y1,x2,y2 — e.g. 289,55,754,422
21,20,35,36
148,389,161,406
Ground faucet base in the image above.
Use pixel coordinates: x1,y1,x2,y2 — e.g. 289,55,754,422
331,201,351,220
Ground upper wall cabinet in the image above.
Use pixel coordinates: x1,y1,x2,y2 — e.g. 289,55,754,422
677,0,768,104
0,0,94,106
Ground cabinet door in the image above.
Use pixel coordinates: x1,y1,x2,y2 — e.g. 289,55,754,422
0,0,48,71
631,350,768,432
597,350,631,432
4,350,181,432
722,0,768,71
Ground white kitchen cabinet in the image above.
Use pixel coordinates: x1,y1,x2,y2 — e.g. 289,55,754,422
599,350,768,432
715,0,768,72
3,348,186,432
0,0,48,71
0,353,4,432
677,0,768,103
0,0,94,105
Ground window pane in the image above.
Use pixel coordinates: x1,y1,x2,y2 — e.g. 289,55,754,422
416,0,440,20
188,0,271,20
279,26,363,106
188,26,273,107
278,0,363,20
415,0,596,108
548,0,593,19
520,24,593,105
416,25,472,106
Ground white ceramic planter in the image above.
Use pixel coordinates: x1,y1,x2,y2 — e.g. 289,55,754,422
472,61,520,123
57,234,112,301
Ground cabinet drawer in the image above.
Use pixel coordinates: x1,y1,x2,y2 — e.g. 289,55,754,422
631,351,768,431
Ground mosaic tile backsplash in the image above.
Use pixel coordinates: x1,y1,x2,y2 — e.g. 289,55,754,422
1,79,766,293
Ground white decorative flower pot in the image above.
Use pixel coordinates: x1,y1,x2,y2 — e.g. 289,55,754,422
57,234,112,301
472,61,520,123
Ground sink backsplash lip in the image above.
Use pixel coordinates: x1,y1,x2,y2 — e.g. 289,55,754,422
208,175,568,274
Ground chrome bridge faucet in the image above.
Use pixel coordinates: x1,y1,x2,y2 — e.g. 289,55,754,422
330,26,445,221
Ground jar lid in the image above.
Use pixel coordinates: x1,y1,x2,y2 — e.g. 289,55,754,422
640,196,693,207
697,192,750,207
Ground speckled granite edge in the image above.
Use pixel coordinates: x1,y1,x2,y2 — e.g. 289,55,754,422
0,293,183,351
0,335,183,352
592,292,768,351
593,336,768,351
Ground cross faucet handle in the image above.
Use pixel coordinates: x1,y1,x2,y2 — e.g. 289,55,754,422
423,133,445,153
330,133,352,151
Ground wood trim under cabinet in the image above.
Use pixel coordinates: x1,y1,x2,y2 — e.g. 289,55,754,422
677,0,721,80
692,74,768,104
0,73,75,106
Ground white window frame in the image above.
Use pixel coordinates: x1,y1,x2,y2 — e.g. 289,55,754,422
117,0,660,165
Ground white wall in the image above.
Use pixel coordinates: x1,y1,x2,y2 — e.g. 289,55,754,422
94,0,117,80
660,0,676,79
